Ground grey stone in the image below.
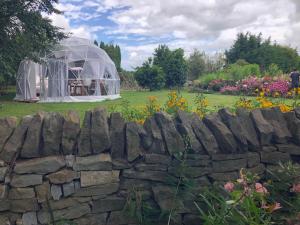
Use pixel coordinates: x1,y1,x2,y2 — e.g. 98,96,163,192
284,111,300,144
209,171,239,181
14,156,65,174
0,117,17,151
8,188,35,199
74,153,112,171
112,159,131,169
212,158,247,172
154,112,185,155
0,199,10,212
46,169,78,184
42,197,91,210
212,153,245,161
80,170,119,187
62,111,80,155
122,169,169,183
144,153,172,165
51,185,62,200
91,107,111,153
203,113,238,153
78,111,92,156
62,182,75,197
110,112,126,159
73,183,119,197
11,174,42,187
185,159,211,167
247,153,261,167
0,184,8,199
260,151,290,164
218,108,248,152
42,112,64,156
0,166,7,182
22,212,37,225
262,146,277,152
261,107,292,143
186,154,210,160
236,108,260,149
73,213,107,225
190,113,219,155
92,196,126,213
0,116,32,162
152,185,184,212
35,181,51,203
126,122,144,162
134,163,168,171
106,211,137,225
120,179,152,190
250,109,274,145
10,199,38,213
65,154,75,168
176,110,205,153
0,214,10,224
168,166,211,178
294,107,300,119
143,116,166,154
277,143,300,156
21,112,44,158
38,203,90,223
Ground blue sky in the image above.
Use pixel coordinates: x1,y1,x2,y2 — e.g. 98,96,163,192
49,0,300,70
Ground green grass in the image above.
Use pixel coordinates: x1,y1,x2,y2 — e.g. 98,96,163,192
0,88,294,120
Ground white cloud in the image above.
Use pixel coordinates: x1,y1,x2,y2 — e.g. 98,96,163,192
49,0,300,70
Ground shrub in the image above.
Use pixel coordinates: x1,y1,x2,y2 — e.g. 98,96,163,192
220,85,240,95
134,60,165,91
265,80,289,96
266,63,283,77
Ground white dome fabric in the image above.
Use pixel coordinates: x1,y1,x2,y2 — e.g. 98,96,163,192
15,37,120,102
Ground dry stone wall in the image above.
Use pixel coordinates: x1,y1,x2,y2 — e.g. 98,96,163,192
0,107,300,225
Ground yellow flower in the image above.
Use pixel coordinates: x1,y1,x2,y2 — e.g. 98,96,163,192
279,104,292,112
259,91,265,97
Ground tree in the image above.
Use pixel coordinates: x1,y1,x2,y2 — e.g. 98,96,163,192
99,41,122,72
165,48,187,88
153,45,187,88
187,49,206,80
0,0,66,89
225,32,300,73
134,58,165,91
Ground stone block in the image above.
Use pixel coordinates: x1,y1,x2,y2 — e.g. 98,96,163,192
65,154,75,168
106,211,137,225
154,112,185,155
11,174,43,188
212,158,247,172
0,116,32,162
92,196,126,213
260,151,290,164
144,153,172,165
80,170,119,187
63,182,75,197
46,169,79,184
73,213,107,225
10,199,38,213
203,113,237,153
126,122,145,162
176,110,205,153
246,164,265,176
8,188,35,199
74,153,112,171
90,108,111,154
22,212,37,225
35,181,50,203
42,197,91,210
284,111,300,144
0,199,10,212
277,143,300,156
122,169,170,183
0,184,8,199
62,110,80,155
78,111,92,156
212,153,245,161
14,156,65,175
110,112,126,159
42,112,64,156
0,166,7,182
21,112,44,158
73,183,119,197
134,163,168,171
0,116,17,152
247,153,261,167
209,171,239,182
51,185,62,200
250,109,274,145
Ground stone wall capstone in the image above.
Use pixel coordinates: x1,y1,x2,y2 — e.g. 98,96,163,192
0,107,300,225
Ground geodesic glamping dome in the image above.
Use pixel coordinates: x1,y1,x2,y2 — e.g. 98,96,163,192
15,37,120,102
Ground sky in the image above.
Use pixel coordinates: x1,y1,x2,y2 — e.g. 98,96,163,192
48,0,300,70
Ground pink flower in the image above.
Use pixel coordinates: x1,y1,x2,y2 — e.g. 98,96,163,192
290,183,300,193
262,202,282,213
224,182,235,192
255,183,268,194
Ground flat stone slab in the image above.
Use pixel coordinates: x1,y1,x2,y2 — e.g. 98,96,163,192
14,156,65,174
80,171,120,187
46,169,79,184
73,183,119,197
74,154,112,171
8,187,35,199
11,174,43,187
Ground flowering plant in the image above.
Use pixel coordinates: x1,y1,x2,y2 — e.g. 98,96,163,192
165,91,188,114
220,85,240,95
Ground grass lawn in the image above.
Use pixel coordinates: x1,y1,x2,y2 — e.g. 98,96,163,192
0,88,294,120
